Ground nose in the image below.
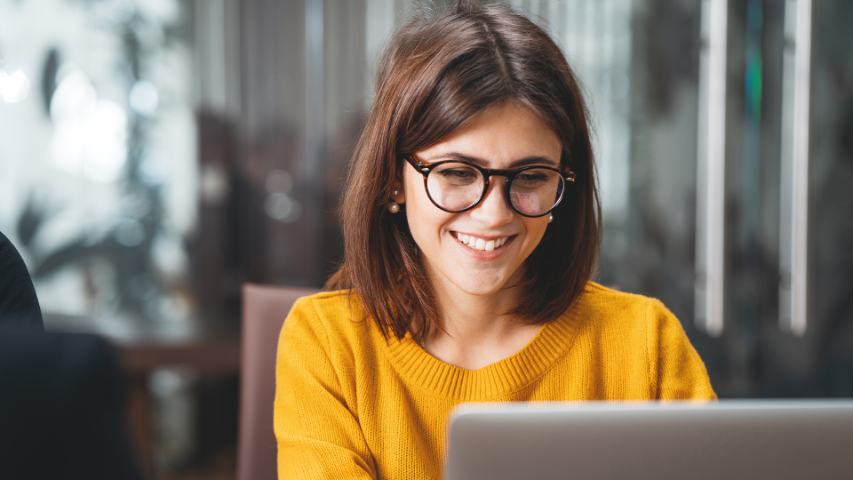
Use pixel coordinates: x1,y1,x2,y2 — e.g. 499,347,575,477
469,176,514,225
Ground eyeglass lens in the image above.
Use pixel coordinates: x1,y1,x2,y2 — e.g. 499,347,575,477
425,162,563,216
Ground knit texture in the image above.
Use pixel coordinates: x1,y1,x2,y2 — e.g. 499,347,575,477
274,282,716,479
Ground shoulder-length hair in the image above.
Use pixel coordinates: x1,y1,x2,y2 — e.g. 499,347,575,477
326,1,601,342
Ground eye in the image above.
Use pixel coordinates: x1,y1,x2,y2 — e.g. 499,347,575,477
432,163,481,186
514,171,551,186
517,172,548,182
440,168,476,179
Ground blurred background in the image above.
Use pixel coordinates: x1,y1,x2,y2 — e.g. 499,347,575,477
1,0,851,478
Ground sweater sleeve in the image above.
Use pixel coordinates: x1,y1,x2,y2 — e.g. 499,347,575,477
648,300,717,400
274,297,377,479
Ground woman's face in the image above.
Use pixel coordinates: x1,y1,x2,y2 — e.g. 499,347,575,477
399,101,562,298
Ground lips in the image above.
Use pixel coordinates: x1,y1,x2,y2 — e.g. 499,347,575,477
452,231,516,252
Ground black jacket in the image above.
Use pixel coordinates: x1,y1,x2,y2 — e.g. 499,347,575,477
0,231,43,330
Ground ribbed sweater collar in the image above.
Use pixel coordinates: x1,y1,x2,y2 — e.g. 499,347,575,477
383,304,581,399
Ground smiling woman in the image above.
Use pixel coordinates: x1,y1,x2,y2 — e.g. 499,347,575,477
274,2,715,479
398,101,567,360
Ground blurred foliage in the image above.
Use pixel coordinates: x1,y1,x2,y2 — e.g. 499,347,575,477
13,0,186,324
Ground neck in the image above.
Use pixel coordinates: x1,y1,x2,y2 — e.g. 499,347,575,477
422,271,542,370
430,284,521,340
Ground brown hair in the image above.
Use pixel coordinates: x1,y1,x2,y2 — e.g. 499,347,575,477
326,1,601,342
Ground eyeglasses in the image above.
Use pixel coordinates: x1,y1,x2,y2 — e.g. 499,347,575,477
405,154,576,218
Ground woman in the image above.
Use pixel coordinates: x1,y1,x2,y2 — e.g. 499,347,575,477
274,2,715,479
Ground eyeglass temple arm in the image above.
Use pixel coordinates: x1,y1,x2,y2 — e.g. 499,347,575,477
404,155,430,177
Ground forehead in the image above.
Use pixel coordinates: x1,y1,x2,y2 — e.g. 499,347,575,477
415,101,562,166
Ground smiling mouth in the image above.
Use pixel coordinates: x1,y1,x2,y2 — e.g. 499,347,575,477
451,231,517,252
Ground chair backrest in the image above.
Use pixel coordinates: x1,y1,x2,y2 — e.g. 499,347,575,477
238,284,316,480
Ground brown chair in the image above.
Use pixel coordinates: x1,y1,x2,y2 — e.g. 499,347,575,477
238,284,317,480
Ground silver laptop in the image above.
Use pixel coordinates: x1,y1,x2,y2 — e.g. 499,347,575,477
444,401,853,480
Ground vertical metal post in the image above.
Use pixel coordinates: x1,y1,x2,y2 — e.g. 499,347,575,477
304,0,325,283
695,0,728,337
779,0,812,336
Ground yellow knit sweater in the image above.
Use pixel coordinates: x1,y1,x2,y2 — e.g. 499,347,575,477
274,282,716,479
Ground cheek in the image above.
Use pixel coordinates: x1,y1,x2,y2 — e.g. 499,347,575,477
524,219,550,249
403,181,452,245
405,201,453,245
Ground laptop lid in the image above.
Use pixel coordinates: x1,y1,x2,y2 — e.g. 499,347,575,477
445,401,853,480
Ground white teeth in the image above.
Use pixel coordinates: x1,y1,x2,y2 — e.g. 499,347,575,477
454,232,511,252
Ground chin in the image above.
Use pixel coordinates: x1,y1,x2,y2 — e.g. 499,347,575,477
460,286,504,297
449,274,511,297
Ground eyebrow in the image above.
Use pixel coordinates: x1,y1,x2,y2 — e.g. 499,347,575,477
424,152,559,168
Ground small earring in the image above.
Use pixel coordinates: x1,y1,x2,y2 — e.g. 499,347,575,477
388,189,401,213
548,213,554,223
